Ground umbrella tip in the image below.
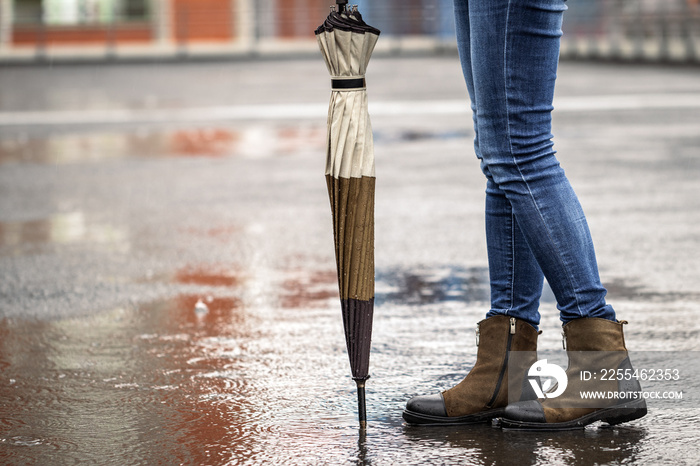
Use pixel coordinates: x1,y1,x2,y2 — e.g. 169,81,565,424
336,0,348,12
355,379,367,428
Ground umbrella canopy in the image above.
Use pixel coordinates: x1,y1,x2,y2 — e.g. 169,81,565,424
315,2,380,428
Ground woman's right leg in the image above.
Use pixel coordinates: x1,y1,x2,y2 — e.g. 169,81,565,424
466,0,614,324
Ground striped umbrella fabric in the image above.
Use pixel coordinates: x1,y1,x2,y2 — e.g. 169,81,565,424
315,2,380,428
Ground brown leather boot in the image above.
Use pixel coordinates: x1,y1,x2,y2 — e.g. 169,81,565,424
403,315,539,425
501,318,647,429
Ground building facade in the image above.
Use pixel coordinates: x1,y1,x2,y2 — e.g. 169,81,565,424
0,0,697,62
0,0,455,58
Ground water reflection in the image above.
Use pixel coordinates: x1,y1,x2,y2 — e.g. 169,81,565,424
0,264,693,464
403,424,646,465
0,124,327,165
279,269,339,309
374,128,470,144
605,278,700,303
376,266,491,305
169,128,238,157
175,265,242,288
0,212,128,251
0,295,252,464
0,125,472,165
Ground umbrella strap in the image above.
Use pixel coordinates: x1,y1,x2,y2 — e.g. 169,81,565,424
331,76,366,91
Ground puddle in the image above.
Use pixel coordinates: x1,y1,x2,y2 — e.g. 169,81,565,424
604,278,700,303
0,265,696,464
0,212,129,251
374,128,470,144
0,124,327,165
0,295,256,465
376,266,558,306
0,125,470,165
175,265,243,288
377,266,490,305
279,269,340,309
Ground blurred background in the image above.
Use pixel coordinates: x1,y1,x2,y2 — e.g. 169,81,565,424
1,0,699,63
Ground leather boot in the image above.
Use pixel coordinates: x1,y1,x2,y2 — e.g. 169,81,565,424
403,315,539,425
501,318,647,429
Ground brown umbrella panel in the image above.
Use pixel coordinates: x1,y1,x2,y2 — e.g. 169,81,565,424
327,166,375,381
316,6,380,427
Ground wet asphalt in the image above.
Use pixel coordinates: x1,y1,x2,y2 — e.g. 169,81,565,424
1,57,699,324
1,56,700,464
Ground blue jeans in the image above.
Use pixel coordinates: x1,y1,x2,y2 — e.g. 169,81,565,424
454,0,615,326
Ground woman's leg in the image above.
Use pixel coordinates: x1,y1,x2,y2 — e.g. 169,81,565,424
402,0,544,425
467,0,614,323
456,0,545,329
468,0,647,429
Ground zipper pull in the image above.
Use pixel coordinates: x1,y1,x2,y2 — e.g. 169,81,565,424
510,317,516,335
475,325,480,347
562,331,567,350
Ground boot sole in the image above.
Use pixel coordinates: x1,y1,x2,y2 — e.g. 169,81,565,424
402,407,505,426
499,399,647,431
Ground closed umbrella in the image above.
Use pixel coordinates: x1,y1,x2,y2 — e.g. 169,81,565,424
315,0,380,429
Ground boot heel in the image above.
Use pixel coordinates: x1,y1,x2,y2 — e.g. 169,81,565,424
603,399,647,426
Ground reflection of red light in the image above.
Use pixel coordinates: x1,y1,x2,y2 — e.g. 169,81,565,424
175,266,241,287
174,294,244,328
136,293,252,464
280,270,339,308
277,126,326,156
170,129,237,156
0,294,254,464
178,225,241,244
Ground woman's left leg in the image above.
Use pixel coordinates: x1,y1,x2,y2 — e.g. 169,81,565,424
402,0,543,425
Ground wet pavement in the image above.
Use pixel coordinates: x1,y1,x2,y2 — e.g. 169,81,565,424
1,57,700,464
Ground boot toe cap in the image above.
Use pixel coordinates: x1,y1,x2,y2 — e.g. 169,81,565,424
405,393,448,417
503,400,546,423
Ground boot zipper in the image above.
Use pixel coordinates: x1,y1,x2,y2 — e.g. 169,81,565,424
475,325,480,347
487,317,515,408
562,331,567,350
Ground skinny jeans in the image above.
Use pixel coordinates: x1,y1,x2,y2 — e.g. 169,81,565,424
453,0,615,326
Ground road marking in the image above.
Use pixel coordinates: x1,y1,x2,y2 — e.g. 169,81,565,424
1,93,699,127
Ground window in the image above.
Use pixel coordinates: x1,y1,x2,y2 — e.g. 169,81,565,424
13,0,150,25
13,0,43,24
